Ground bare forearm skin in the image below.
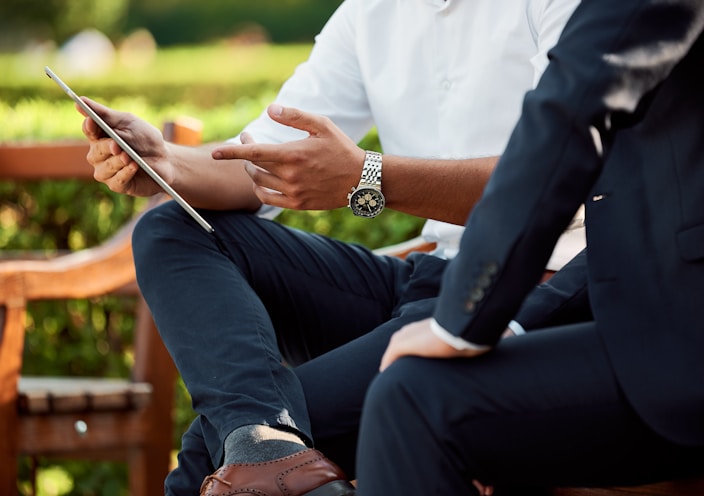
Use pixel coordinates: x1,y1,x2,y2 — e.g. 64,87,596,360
382,154,498,226
167,142,263,212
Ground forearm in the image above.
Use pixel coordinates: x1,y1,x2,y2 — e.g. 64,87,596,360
382,154,497,226
211,106,498,220
168,142,262,211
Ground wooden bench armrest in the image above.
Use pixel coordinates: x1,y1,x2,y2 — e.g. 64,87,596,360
0,141,92,180
0,219,138,303
372,235,436,259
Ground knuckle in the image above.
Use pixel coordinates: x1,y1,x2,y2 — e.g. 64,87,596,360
287,149,306,164
288,184,304,198
248,148,264,162
279,168,297,183
288,197,306,210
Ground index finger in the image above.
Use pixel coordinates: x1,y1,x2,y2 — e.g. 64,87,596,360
211,142,298,163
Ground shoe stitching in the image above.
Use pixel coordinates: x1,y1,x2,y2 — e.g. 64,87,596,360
202,451,333,496
201,473,233,495
220,450,311,470
202,477,273,496
278,455,325,496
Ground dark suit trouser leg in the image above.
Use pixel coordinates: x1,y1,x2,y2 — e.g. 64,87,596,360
137,202,450,493
295,297,441,478
356,322,704,495
164,416,214,496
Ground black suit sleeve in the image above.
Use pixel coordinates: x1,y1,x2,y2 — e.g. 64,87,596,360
513,250,592,331
433,0,704,345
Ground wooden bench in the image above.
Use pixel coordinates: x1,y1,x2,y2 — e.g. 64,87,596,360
0,118,201,495
550,479,704,495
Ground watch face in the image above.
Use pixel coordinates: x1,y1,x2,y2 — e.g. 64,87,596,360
349,187,385,218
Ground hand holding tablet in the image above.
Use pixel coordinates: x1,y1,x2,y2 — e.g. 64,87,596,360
45,66,215,233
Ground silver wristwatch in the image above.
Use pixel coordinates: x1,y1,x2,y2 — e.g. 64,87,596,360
347,151,385,218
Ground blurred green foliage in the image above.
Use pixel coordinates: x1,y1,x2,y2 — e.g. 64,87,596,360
0,0,343,49
0,43,315,111
124,1,345,46
2,43,424,495
0,0,129,48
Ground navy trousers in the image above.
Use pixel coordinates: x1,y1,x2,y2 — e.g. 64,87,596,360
356,323,704,495
131,201,447,494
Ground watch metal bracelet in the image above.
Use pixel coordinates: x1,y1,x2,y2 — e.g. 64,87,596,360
359,150,382,187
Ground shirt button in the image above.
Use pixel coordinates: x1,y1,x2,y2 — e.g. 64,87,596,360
441,79,452,90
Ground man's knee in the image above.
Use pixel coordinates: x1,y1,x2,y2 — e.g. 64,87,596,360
132,201,186,259
364,359,421,421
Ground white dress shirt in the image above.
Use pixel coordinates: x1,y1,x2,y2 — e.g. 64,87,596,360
231,0,583,270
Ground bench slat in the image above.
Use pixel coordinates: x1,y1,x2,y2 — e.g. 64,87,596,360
551,478,704,496
19,377,152,414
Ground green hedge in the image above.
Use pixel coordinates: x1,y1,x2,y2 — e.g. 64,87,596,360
0,0,343,49
124,1,345,46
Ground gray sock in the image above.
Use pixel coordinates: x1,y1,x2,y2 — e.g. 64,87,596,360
223,424,307,465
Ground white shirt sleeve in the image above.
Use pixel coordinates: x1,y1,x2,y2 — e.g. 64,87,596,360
238,0,374,147
429,319,526,350
430,318,491,351
528,0,583,86
507,320,527,336
221,0,375,221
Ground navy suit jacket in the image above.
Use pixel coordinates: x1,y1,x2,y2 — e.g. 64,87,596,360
434,0,704,446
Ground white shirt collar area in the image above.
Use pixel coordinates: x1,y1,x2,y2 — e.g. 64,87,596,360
425,0,451,10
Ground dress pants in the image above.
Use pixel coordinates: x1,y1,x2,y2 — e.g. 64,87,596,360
356,323,704,495
131,201,447,494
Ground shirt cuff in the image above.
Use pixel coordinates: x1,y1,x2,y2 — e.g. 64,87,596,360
507,320,526,336
430,319,491,352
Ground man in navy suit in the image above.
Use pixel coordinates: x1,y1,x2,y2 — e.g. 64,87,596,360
356,0,704,494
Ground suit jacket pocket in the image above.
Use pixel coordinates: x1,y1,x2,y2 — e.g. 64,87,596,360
676,223,704,262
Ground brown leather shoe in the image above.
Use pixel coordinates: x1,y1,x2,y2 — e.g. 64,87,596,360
199,448,356,496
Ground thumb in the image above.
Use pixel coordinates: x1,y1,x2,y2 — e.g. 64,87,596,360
77,97,109,140
266,104,329,137
79,97,107,117
80,97,127,128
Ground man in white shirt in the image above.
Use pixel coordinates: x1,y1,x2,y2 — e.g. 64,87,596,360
81,0,581,494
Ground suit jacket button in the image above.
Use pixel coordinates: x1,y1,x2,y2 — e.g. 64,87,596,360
484,262,499,275
470,287,484,302
477,274,491,288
